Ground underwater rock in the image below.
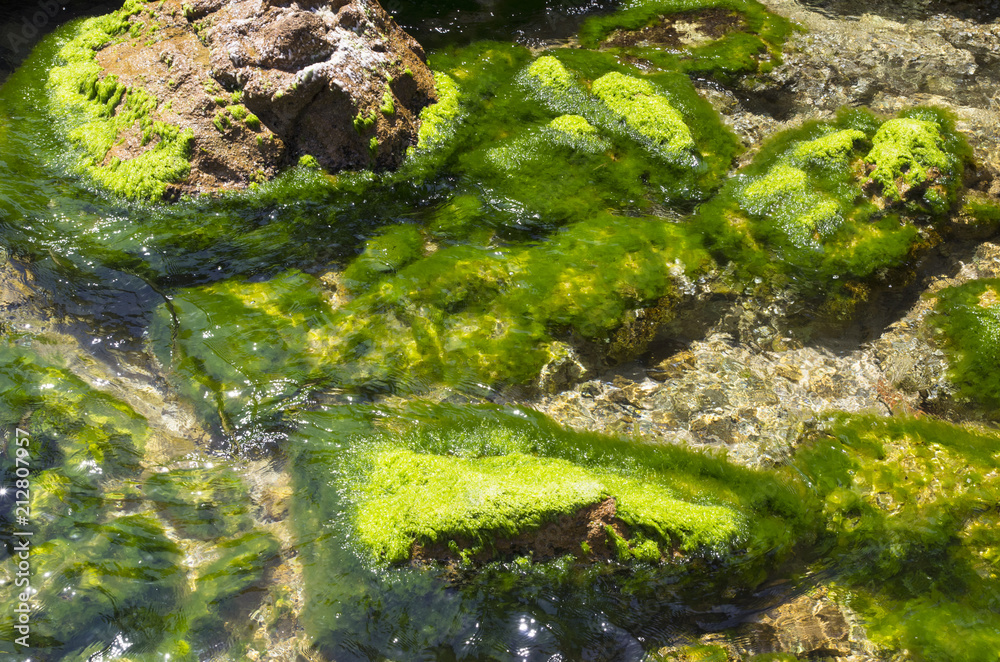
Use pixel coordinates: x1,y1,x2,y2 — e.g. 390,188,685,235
872,241,1000,420
535,333,889,468
44,0,435,199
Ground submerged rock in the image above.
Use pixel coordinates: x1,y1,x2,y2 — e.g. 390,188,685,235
45,0,436,199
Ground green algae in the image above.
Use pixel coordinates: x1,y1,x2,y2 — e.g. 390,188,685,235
794,415,1000,661
288,403,823,659
341,223,425,290
693,108,972,309
45,5,194,200
548,113,597,136
351,444,745,563
591,71,695,158
331,404,814,567
578,0,794,84
0,340,281,658
930,278,1000,414
413,71,461,151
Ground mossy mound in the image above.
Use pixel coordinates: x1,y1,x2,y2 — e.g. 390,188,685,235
578,0,795,84
330,404,813,568
289,404,820,659
351,446,742,563
795,415,1000,661
930,278,1000,415
694,107,974,310
45,0,194,200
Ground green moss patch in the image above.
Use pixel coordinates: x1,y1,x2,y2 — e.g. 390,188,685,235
930,278,1000,414
45,7,193,200
413,71,461,151
865,112,965,212
578,0,794,83
795,415,1000,661
591,71,695,158
693,108,973,308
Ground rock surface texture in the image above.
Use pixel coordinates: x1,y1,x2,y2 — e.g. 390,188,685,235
87,0,435,196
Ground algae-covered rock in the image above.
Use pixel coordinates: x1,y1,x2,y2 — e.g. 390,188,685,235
289,404,820,659
578,0,794,83
694,107,974,312
40,0,435,199
864,111,970,213
591,71,695,158
795,415,1000,661
930,278,1000,415
329,405,811,568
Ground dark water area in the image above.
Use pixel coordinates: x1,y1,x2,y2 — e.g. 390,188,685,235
2,0,1000,660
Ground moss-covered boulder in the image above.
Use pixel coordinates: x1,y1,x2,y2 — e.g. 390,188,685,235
694,107,975,313
41,0,435,199
315,404,814,568
289,404,820,660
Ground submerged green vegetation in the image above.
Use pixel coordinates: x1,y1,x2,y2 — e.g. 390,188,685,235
0,340,278,659
931,278,1000,414
794,415,1000,660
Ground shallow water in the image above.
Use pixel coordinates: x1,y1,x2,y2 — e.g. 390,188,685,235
1,0,1000,660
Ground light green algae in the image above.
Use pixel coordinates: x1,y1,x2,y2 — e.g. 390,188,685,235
865,118,951,205
526,55,578,95
355,449,608,562
413,71,461,151
45,1,193,200
548,114,598,136
591,71,695,157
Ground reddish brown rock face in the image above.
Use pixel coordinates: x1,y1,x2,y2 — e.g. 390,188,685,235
205,0,436,173
93,0,435,196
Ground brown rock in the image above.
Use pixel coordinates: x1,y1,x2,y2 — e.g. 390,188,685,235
91,0,435,196
411,497,633,564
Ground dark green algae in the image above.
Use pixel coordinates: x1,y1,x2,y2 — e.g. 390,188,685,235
930,278,1000,416
0,340,279,660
